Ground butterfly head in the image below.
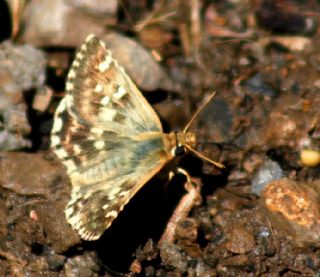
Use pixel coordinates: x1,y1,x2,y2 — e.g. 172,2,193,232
168,132,197,157
165,131,224,168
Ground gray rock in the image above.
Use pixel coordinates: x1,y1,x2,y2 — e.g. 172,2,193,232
251,159,284,196
64,0,117,17
22,0,109,47
0,41,46,150
103,33,180,92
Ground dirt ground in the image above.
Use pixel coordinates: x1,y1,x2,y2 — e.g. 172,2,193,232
0,0,320,276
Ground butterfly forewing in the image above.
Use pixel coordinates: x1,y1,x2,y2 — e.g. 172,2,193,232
51,35,172,240
65,35,162,135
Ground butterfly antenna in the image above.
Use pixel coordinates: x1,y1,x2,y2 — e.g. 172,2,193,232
183,91,216,133
184,144,225,169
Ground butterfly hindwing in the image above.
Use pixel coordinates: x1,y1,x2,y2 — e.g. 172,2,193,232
65,133,169,240
51,35,172,240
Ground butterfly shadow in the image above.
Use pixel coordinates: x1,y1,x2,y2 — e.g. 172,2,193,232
85,154,226,273
89,164,189,273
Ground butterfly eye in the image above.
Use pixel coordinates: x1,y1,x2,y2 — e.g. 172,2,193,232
174,145,186,157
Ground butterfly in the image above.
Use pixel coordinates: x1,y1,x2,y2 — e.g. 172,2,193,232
50,34,223,240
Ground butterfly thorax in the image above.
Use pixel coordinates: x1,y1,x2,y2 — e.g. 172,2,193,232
164,132,197,157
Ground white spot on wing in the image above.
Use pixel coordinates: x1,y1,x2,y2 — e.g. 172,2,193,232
113,86,127,99
63,160,77,173
99,40,106,48
52,117,63,133
91,127,104,136
68,70,76,79
101,96,110,106
119,191,129,197
94,141,105,150
73,60,80,67
51,135,60,147
76,52,84,60
64,207,73,218
110,186,121,195
99,108,117,121
65,94,74,108
86,34,95,42
54,148,69,158
95,84,103,93
73,144,82,155
66,82,74,91
105,210,118,218
98,55,112,72
81,43,87,51
55,98,67,114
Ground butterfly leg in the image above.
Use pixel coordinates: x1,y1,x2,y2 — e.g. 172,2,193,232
176,167,192,184
169,167,202,199
168,167,192,183
159,168,202,251
168,170,175,181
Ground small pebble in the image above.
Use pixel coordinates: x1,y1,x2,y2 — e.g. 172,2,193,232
224,224,255,254
242,73,277,97
64,0,117,16
260,178,320,246
300,149,320,167
251,159,284,196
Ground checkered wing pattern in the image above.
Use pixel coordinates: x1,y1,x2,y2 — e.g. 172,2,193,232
51,35,172,240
